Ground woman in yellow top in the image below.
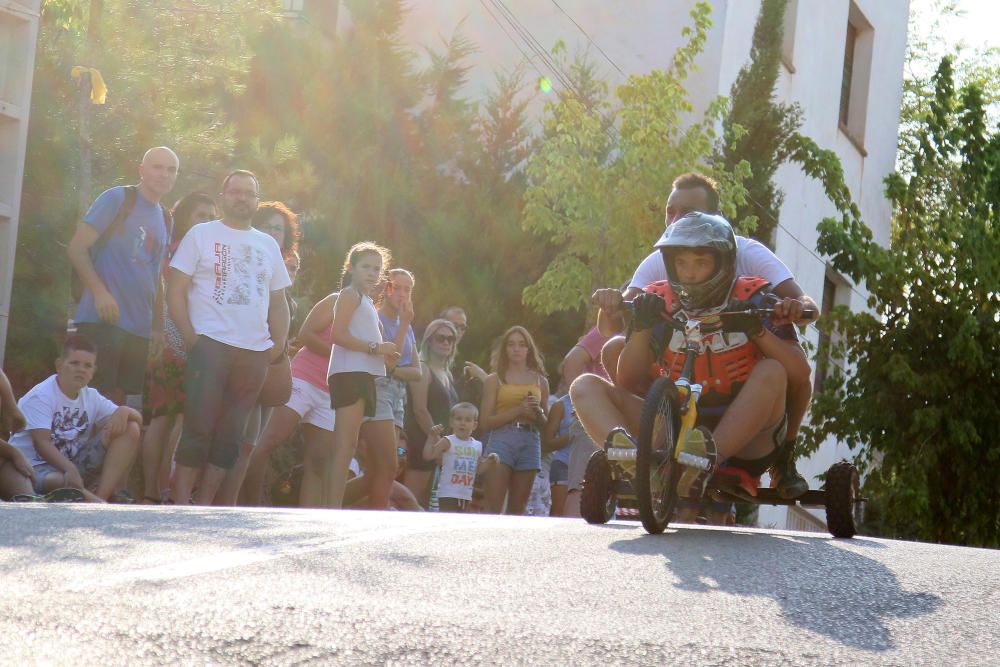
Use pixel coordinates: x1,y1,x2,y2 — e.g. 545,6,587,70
479,325,550,514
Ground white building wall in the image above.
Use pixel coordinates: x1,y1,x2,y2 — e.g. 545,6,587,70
0,0,43,366
354,0,909,529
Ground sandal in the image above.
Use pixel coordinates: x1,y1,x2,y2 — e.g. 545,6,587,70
43,488,86,503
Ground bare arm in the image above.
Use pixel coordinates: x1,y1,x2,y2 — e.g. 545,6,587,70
617,329,657,396
268,288,291,361
0,369,25,436
67,223,119,323
30,429,81,486
297,292,338,358
423,430,450,462
330,288,395,357
410,364,435,437
772,279,819,326
541,399,571,453
561,346,592,388
166,268,197,348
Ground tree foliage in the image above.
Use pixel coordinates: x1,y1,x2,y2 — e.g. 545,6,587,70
806,58,1000,547
522,3,751,317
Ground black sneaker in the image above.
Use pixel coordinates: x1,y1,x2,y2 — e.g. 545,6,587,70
770,441,809,499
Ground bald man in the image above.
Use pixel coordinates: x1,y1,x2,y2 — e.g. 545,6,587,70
67,147,179,407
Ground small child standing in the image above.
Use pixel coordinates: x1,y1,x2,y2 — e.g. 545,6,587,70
423,403,495,513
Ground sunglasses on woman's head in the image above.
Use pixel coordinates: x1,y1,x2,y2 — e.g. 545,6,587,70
434,334,456,344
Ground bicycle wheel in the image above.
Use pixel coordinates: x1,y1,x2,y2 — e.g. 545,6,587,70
580,450,617,524
636,376,682,534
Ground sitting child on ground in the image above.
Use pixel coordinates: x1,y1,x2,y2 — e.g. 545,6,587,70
423,403,497,513
570,212,810,501
8,334,142,502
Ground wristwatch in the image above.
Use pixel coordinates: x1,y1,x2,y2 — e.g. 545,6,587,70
368,341,378,355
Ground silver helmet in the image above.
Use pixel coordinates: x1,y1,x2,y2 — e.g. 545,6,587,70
654,212,737,311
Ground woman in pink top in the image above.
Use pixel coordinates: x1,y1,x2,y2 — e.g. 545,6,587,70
241,291,339,507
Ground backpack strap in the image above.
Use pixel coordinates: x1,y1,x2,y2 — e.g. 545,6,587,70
90,185,138,260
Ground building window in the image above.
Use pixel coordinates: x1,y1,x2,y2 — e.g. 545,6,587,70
814,268,853,395
781,0,799,73
838,2,873,154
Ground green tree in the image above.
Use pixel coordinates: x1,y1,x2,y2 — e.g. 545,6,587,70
522,2,750,317
9,1,278,390
807,57,1000,547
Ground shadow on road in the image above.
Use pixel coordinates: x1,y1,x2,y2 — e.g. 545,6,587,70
608,529,941,652
0,504,344,566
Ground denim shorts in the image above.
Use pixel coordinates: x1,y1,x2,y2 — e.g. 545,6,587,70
486,423,541,472
363,376,407,428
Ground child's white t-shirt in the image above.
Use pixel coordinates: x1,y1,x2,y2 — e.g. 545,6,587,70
9,375,118,467
436,434,483,501
169,220,291,351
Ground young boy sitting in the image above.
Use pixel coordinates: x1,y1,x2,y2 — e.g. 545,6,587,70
8,334,142,502
423,403,498,513
570,212,811,500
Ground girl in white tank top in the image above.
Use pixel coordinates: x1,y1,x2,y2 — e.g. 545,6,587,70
325,243,400,510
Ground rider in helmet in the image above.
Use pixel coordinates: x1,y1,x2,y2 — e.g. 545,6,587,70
571,212,811,501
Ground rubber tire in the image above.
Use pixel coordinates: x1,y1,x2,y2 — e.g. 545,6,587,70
825,461,859,538
636,376,681,535
580,450,617,524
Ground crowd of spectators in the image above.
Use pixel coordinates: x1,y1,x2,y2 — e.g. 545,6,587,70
0,146,610,517
1,148,819,528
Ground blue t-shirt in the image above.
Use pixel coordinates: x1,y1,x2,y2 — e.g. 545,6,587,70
74,186,170,338
378,311,417,368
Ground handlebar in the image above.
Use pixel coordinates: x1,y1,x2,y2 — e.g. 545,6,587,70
618,299,816,322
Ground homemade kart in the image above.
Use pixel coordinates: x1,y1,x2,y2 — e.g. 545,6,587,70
579,301,862,538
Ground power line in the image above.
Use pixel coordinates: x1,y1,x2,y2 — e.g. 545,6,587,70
549,0,627,80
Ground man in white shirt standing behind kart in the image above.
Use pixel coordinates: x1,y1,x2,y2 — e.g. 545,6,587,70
166,170,291,505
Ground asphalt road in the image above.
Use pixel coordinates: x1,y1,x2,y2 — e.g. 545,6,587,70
1,504,997,666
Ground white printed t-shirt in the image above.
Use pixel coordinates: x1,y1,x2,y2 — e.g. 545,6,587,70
629,236,793,290
170,220,291,351
10,375,118,467
436,434,483,502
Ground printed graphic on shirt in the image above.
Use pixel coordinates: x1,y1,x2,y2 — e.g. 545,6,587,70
51,406,92,460
213,242,270,307
447,442,480,487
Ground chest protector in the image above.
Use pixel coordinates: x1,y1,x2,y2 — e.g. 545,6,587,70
644,277,771,403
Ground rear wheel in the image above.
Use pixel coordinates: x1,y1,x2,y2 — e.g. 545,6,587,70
825,461,859,538
636,376,682,534
580,450,617,524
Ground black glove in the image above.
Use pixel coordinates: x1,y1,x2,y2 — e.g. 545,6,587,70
632,292,667,331
719,310,764,338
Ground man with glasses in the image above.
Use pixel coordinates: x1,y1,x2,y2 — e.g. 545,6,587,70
67,146,179,408
166,170,291,505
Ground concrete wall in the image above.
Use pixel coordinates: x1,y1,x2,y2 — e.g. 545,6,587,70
0,0,43,366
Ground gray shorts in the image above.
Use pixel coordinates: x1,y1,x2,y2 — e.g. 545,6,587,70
32,436,106,493
566,420,600,492
363,376,407,428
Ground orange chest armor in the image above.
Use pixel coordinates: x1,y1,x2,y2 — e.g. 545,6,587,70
644,277,771,400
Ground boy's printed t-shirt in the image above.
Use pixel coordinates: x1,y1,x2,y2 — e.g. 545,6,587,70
74,186,171,338
170,220,291,351
10,375,118,467
436,434,483,501
629,236,794,291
